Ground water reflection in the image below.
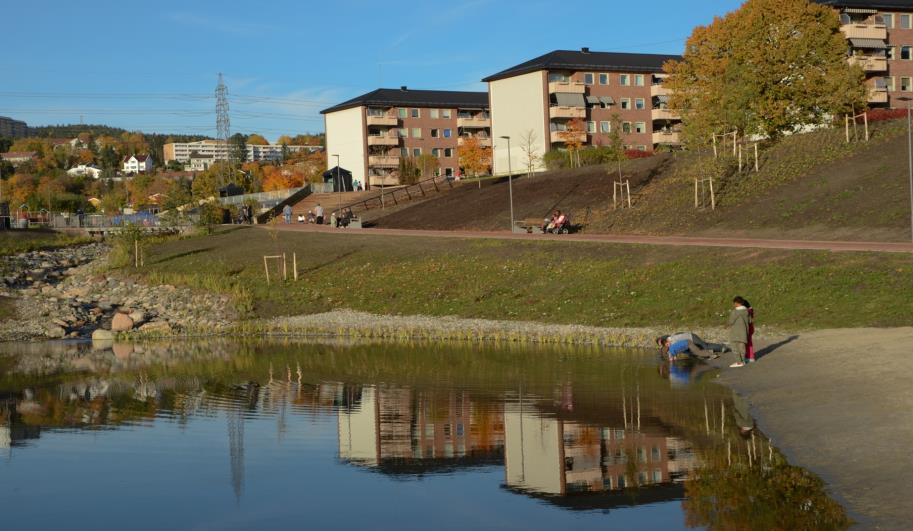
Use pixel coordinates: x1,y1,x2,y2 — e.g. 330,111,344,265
0,340,849,530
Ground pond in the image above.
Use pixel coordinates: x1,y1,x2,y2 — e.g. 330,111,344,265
0,339,848,530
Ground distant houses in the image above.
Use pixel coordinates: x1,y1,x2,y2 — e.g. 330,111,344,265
0,151,38,165
66,164,104,179
122,154,153,174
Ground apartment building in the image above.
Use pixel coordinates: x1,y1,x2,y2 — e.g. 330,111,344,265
0,116,28,138
816,0,913,107
483,49,682,176
163,140,317,166
321,87,491,187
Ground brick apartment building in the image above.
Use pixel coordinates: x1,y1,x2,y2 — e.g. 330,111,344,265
482,49,682,176
321,87,491,187
816,1,913,108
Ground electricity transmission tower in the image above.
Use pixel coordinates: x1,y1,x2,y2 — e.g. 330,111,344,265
216,73,231,188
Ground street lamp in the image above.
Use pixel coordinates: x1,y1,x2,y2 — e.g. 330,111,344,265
899,96,913,245
500,136,514,231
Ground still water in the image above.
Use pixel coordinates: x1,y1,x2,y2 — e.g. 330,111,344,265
0,340,847,530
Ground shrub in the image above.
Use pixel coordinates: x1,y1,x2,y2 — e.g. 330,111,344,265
866,108,908,123
624,149,654,159
543,150,569,170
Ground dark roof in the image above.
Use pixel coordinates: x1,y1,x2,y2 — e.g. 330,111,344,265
813,0,913,8
483,49,682,82
321,88,489,114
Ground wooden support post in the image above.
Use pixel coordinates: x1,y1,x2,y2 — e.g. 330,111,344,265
720,401,725,436
709,178,716,210
694,178,699,208
263,256,270,285
626,180,632,209
417,182,426,196
293,253,298,281
613,181,618,210
754,143,759,172
712,135,718,158
738,144,743,172
864,111,869,142
704,399,710,435
732,131,737,157
845,114,850,143
282,253,287,281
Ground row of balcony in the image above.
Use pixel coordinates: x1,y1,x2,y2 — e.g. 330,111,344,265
368,134,493,147
365,114,491,128
547,130,681,145
549,80,675,97
848,55,888,72
840,22,887,41
549,106,681,121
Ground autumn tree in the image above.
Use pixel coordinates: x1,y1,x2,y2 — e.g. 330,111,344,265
665,0,865,143
558,119,585,168
518,129,541,178
458,136,492,178
246,133,269,145
605,114,626,180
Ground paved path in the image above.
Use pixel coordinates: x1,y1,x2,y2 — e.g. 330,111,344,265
272,224,913,253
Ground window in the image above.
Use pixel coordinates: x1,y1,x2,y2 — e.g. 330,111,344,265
903,46,913,60
620,74,630,86
902,77,912,91
548,72,570,82
902,14,912,29
444,148,453,157
637,145,647,151
635,98,645,110
431,128,439,138
442,109,452,119
411,108,421,118
635,74,645,86
398,108,407,119
583,72,595,85
400,147,408,157
599,73,609,85
600,121,610,133
445,168,454,177
431,148,441,157
883,13,894,28
620,98,631,110
430,109,439,119
443,128,452,138
587,121,596,133
888,46,897,60
412,128,422,138
622,121,632,133
398,128,408,138
634,122,646,133
887,76,896,91
412,148,422,157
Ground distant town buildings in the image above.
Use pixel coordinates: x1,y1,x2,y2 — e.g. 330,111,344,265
122,154,152,174
1,151,38,165
815,0,913,108
0,116,28,138
163,140,320,169
321,87,492,187
66,164,104,178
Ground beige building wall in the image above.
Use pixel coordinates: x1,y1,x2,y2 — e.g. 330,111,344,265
504,407,563,495
337,386,378,466
325,106,366,184
489,71,548,176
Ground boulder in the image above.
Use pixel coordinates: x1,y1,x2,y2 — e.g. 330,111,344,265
111,313,134,332
45,325,67,339
91,329,114,341
128,311,146,326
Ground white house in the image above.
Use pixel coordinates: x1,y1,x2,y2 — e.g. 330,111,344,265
122,154,152,174
67,164,104,178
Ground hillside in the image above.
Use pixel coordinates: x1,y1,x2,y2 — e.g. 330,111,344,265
373,119,913,242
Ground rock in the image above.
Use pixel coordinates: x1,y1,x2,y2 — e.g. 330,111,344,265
128,311,146,326
45,325,67,339
138,321,172,336
91,329,114,341
111,313,134,332
52,318,69,328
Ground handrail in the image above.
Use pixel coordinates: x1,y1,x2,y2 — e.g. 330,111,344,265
329,175,458,216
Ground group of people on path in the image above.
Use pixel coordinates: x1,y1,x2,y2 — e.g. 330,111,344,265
658,296,756,368
282,203,324,225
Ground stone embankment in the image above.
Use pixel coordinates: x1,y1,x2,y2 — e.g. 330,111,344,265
0,244,235,341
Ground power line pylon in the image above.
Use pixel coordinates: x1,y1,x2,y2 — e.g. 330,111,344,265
216,73,231,188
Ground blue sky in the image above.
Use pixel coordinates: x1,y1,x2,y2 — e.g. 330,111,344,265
1,0,743,141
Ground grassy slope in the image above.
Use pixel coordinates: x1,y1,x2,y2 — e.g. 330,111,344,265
0,229,91,257
374,120,912,242
130,227,913,331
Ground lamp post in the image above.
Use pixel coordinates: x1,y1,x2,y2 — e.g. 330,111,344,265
500,135,514,231
900,97,913,245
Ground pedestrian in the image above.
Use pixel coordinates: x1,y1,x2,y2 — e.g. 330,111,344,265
737,297,756,363
282,204,292,224
728,296,751,368
314,203,324,224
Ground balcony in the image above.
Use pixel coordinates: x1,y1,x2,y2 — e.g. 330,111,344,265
456,116,491,128
368,155,400,168
868,88,888,104
369,174,399,187
849,56,888,72
652,130,682,145
550,130,587,144
549,105,586,119
651,84,672,97
458,136,492,147
652,108,680,121
548,81,586,94
840,23,887,41
367,134,399,146
366,114,398,127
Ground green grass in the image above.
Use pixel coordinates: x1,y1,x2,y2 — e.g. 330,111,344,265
120,226,913,331
0,229,92,257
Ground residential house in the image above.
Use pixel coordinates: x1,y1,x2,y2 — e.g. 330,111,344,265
122,154,152,174
0,151,38,166
67,164,104,179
